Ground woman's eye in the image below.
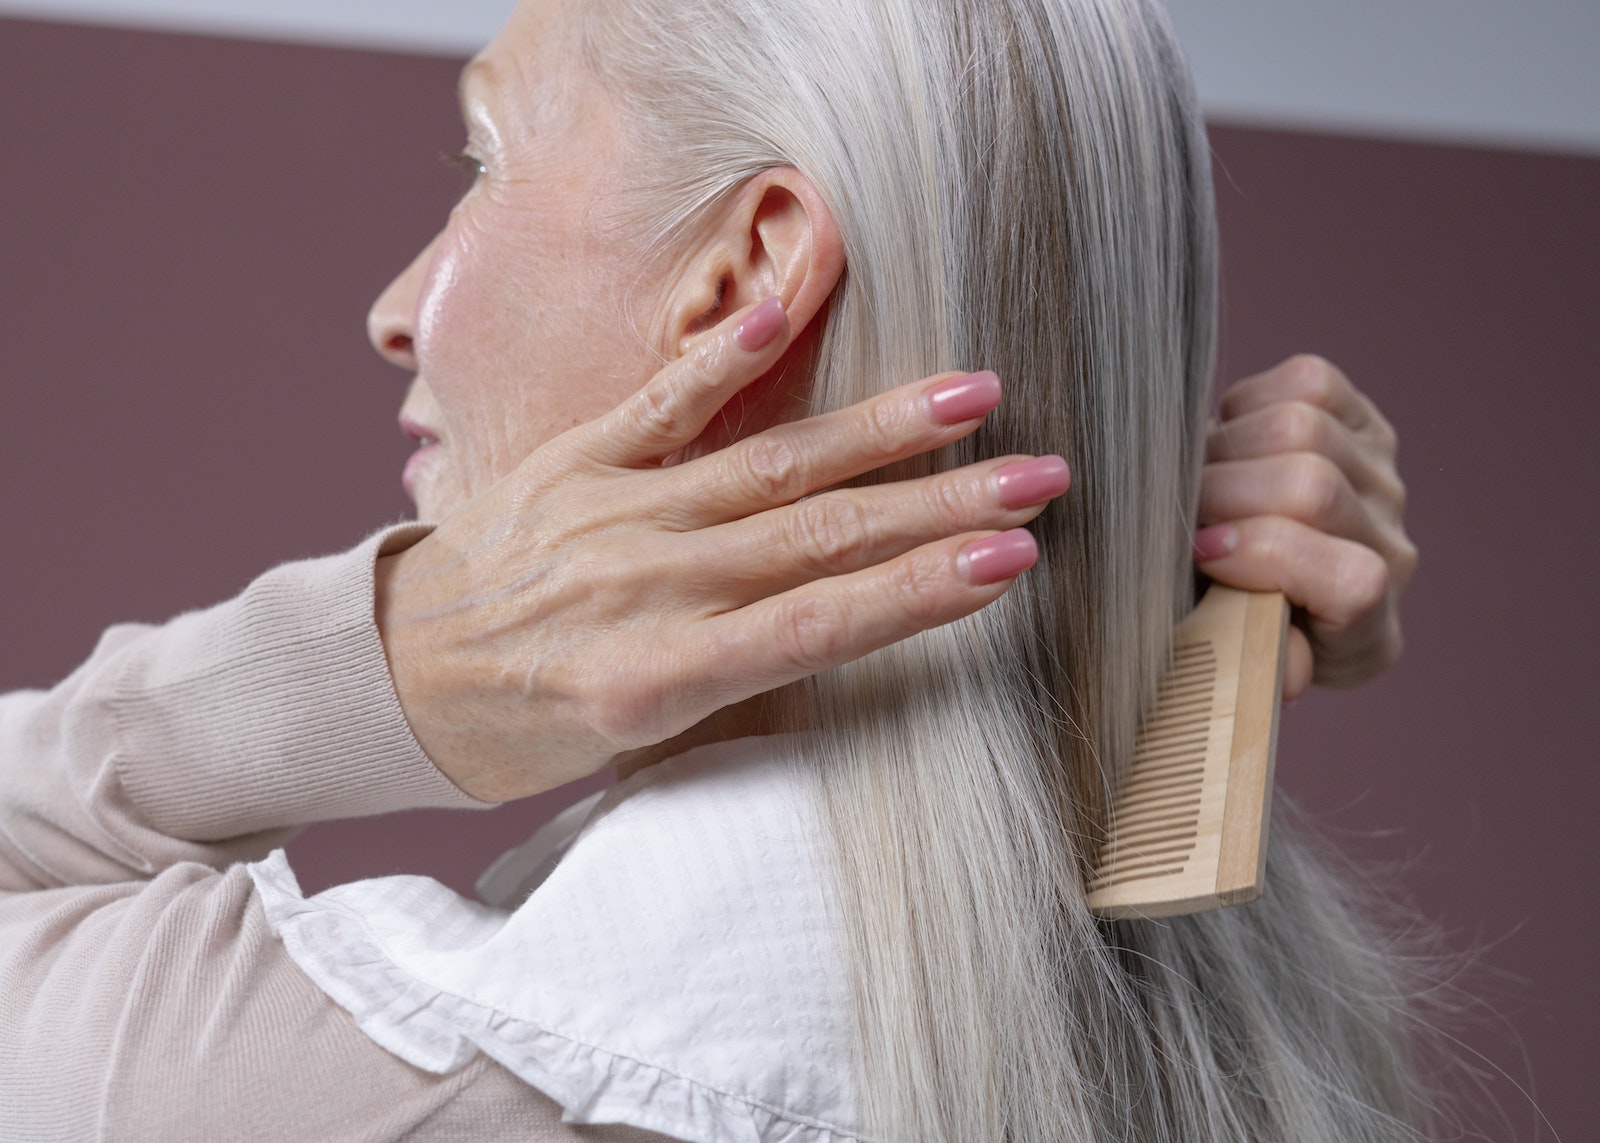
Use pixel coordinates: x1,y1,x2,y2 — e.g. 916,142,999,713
443,150,487,185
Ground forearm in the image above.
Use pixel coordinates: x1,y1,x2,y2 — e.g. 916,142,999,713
0,523,488,891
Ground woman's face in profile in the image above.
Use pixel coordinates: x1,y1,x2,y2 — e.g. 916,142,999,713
367,0,661,525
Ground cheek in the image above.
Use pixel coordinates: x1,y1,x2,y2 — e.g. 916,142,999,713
414,207,562,488
416,213,510,413
415,196,668,497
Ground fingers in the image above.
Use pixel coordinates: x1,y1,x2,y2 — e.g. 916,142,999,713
1198,453,1380,554
1192,515,1402,685
1206,355,1416,695
576,297,794,468
1283,628,1314,703
703,529,1037,697
1219,355,1394,448
1205,400,1402,502
661,370,1005,527
688,454,1070,603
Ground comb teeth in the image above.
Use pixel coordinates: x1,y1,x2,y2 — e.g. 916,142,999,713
1087,587,1288,920
1085,641,1213,892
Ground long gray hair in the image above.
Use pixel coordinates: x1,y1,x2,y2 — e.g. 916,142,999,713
588,0,1436,1138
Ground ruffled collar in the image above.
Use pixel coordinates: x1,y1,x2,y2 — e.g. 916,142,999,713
248,736,860,1143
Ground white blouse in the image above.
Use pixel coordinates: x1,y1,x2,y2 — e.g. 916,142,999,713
247,736,861,1143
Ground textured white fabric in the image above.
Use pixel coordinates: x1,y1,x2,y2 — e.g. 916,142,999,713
475,789,607,910
247,737,860,1143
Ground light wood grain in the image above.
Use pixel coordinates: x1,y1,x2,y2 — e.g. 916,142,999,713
1087,587,1288,920
1215,591,1289,905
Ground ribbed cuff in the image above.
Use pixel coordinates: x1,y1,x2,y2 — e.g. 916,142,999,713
115,523,492,843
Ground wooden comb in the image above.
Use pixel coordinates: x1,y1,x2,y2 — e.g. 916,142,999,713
1087,586,1290,920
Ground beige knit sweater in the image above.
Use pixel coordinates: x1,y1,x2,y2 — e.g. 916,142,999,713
0,525,674,1142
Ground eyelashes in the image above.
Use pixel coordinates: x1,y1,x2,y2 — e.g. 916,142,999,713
442,150,487,186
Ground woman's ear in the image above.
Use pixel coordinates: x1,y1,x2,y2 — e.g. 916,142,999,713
664,167,845,361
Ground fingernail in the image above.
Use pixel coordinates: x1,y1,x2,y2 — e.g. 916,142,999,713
994,455,1071,510
926,371,1001,425
735,297,786,351
959,528,1038,585
1192,523,1237,563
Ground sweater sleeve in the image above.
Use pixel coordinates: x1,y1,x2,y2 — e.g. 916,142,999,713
0,533,678,1141
0,523,487,892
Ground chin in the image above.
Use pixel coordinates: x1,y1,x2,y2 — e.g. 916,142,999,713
407,486,440,526
408,469,455,526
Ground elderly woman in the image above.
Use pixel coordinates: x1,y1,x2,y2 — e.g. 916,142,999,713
0,0,1419,1140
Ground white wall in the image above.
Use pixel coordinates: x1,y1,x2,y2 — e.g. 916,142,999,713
3,0,1597,155
0,0,515,55
1164,0,1600,156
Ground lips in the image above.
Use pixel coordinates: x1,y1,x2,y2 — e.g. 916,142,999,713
400,413,440,448
400,414,442,502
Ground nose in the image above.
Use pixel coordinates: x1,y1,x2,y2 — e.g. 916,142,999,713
367,237,438,371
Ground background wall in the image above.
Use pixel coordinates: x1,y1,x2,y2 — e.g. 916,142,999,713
5,0,1599,154
1,12,1594,1140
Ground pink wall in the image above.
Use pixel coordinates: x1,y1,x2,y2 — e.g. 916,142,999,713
2,16,1593,1138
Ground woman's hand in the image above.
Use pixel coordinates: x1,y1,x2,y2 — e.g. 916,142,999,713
374,298,1069,802
1193,355,1418,701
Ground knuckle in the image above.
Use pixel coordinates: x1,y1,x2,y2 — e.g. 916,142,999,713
1393,536,1420,585
1368,406,1400,451
1288,453,1348,524
1239,514,1298,570
775,594,851,671
1341,547,1390,619
922,472,973,529
558,545,609,591
1266,402,1328,454
560,547,638,615
1385,471,1409,515
590,663,684,748
735,435,808,502
632,379,687,441
587,683,649,745
790,495,871,568
1251,513,1293,555
888,552,949,623
859,396,905,457
1284,353,1338,401
688,334,733,384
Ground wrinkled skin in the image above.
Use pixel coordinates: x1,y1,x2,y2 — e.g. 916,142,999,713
365,0,1417,800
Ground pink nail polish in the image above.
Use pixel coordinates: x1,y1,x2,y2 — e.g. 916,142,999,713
926,371,1001,425
994,455,1071,509
960,528,1038,585
1192,523,1237,563
735,297,787,351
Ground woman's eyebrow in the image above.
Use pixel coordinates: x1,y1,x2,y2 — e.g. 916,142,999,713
456,58,494,117
457,58,517,145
